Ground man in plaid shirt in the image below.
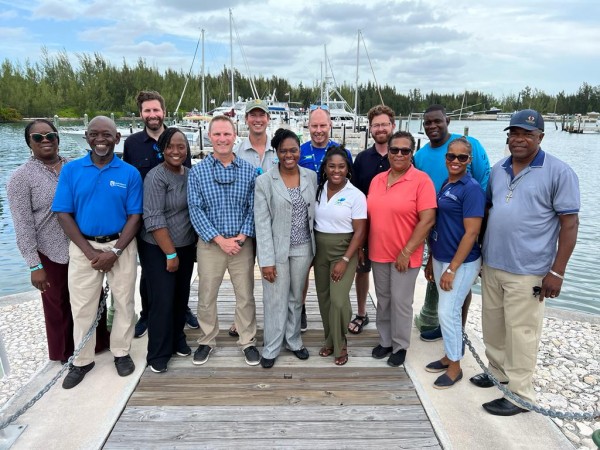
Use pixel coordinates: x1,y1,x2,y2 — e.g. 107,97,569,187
188,116,260,366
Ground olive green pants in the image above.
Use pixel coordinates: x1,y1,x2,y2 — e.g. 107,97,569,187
314,231,358,357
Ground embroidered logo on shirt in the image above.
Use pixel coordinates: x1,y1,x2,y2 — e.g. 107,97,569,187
109,180,127,189
335,197,346,205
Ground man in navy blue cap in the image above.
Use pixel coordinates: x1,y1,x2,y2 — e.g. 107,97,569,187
472,109,580,416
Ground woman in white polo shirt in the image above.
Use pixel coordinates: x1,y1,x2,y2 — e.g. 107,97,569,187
314,146,367,366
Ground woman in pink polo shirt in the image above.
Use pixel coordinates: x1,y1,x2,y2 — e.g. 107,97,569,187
367,131,436,367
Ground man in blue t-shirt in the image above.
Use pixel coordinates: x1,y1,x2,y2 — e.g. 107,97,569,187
53,116,143,389
413,104,491,341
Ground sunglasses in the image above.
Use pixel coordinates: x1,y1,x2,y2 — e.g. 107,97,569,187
309,104,329,111
388,146,412,156
445,153,470,163
30,132,58,143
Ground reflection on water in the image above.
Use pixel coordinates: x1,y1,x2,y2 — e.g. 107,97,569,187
1,120,598,315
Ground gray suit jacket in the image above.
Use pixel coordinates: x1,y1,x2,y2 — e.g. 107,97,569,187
254,166,317,267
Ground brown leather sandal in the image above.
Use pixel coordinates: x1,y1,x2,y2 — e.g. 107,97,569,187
319,346,334,357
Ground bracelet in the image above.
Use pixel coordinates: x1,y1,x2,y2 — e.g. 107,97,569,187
548,269,564,280
401,248,411,258
166,252,177,260
30,263,43,272
341,256,350,263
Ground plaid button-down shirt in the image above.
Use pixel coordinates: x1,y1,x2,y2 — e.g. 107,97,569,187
188,154,256,242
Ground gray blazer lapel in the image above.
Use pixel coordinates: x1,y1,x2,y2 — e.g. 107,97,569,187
272,168,292,203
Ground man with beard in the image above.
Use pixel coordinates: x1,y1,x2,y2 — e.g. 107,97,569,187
413,104,490,341
53,116,143,388
348,105,395,335
123,91,196,339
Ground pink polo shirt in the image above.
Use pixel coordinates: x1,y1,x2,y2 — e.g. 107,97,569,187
367,166,436,266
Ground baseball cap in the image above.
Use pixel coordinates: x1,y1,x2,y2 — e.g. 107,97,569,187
245,99,269,115
504,109,544,132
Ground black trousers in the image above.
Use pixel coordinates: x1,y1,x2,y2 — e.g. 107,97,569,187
138,240,195,365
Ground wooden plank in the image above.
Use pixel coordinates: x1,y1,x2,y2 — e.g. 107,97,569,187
104,275,440,448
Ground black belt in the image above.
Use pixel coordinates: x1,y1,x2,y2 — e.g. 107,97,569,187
82,233,120,243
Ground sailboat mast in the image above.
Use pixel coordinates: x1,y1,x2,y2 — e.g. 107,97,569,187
324,45,329,106
201,29,206,115
354,30,360,129
229,9,234,106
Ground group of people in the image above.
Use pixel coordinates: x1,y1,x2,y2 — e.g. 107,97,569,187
8,91,579,417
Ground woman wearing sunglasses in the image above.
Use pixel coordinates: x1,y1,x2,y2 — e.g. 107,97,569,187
7,119,109,363
138,128,197,373
367,131,436,367
423,137,485,388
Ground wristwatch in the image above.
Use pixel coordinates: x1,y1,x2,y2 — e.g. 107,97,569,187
111,247,123,257
445,268,455,275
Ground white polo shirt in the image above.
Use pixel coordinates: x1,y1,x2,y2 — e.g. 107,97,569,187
315,180,367,233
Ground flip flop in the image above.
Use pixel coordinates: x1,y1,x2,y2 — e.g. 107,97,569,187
348,314,369,334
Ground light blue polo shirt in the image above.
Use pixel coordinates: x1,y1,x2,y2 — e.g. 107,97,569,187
482,149,580,275
430,173,485,263
52,152,143,236
413,133,491,192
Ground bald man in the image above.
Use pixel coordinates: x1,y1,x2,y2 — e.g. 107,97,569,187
53,116,143,389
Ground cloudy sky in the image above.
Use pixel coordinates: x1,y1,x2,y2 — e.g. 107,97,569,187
1,0,598,99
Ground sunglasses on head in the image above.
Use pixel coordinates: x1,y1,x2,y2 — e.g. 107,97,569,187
30,132,58,143
309,104,329,111
445,153,470,163
388,146,412,156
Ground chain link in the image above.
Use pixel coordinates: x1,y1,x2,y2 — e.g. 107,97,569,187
0,284,109,431
463,330,600,421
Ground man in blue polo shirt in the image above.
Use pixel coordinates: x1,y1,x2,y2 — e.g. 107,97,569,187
53,116,143,389
123,90,197,338
413,104,491,341
473,109,579,416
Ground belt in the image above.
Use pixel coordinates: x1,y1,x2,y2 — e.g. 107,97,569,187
82,233,120,243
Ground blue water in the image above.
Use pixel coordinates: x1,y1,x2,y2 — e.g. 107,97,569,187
1,120,599,315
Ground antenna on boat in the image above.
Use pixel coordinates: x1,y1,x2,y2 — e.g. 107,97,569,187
230,9,234,106
354,31,360,129
359,31,383,105
201,29,206,115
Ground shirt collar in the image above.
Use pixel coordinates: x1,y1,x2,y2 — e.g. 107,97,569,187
502,149,546,173
82,152,121,167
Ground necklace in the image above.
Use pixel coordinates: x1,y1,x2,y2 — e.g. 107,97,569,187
38,157,63,174
505,170,529,203
387,169,406,188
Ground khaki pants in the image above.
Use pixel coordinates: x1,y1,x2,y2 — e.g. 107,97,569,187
196,240,256,349
481,264,545,405
68,239,137,367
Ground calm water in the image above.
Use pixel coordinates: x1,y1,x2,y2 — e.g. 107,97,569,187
0,120,598,315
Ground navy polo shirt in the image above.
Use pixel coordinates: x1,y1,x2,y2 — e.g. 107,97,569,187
123,127,192,180
52,153,143,236
429,173,485,263
352,145,390,196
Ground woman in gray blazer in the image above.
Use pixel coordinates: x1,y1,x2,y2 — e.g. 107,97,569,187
254,128,317,369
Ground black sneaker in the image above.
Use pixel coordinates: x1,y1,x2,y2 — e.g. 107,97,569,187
420,326,443,342
193,345,212,365
243,346,260,366
387,349,407,367
185,307,199,329
115,355,135,376
175,344,192,357
301,304,308,333
62,361,95,389
372,345,393,359
150,362,168,373
134,316,148,338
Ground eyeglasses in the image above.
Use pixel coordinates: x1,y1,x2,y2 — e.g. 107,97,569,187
30,132,58,143
388,146,412,156
152,143,164,161
371,122,392,130
445,153,470,163
309,105,329,111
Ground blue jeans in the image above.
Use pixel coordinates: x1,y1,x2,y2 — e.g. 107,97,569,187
433,257,481,361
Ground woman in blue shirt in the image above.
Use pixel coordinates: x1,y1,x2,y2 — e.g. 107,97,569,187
424,137,485,389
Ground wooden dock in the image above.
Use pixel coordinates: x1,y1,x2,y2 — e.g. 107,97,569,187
105,271,440,449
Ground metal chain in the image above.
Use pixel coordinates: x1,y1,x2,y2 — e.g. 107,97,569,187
0,283,109,431
463,330,600,421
